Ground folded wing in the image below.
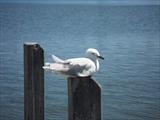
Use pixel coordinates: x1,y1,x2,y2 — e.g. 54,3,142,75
43,57,96,77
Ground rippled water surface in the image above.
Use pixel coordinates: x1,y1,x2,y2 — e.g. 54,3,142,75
0,3,160,120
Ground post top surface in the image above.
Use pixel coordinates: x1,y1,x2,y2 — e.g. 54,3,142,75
68,77,102,89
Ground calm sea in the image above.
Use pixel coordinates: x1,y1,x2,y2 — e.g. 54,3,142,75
0,3,159,120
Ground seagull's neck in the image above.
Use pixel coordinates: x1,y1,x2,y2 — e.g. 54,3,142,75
95,59,99,71
86,57,99,71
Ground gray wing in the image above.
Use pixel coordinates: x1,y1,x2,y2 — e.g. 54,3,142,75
63,58,93,77
43,57,95,77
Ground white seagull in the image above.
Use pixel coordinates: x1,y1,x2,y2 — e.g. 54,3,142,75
43,48,104,77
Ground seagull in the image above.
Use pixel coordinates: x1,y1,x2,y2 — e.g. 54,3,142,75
43,48,104,77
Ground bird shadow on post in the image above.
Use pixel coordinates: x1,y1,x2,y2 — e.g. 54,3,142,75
68,76,101,120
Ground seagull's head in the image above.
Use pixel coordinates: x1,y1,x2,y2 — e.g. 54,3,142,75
85,48,104,60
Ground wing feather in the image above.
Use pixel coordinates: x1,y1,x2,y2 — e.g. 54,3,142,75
43,57,96,77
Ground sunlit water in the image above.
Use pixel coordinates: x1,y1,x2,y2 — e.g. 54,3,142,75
0,3,160,120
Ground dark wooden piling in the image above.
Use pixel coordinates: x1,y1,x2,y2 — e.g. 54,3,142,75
68,77,101,120
24,43,44,120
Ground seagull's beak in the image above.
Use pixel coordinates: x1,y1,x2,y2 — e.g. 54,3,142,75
98,55,104,60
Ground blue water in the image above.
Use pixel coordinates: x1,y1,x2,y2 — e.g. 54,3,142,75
0,3,160,120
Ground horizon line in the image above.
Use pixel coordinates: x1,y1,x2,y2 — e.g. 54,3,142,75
0,1,160,5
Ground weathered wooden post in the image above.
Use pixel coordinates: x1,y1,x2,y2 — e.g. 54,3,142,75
68,77,101,120
24,43,44,120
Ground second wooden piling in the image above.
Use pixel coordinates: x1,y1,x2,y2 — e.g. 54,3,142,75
68,77,101,120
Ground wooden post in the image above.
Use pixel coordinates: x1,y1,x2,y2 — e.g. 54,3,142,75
24,43,44,120
68,77,101,120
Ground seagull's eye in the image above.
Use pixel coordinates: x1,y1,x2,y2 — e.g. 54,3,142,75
91,53,97,56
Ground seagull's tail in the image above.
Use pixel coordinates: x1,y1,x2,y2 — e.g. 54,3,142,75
52,55,64,63
43,62,51,70
43,63,69,73
43,55,66,71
